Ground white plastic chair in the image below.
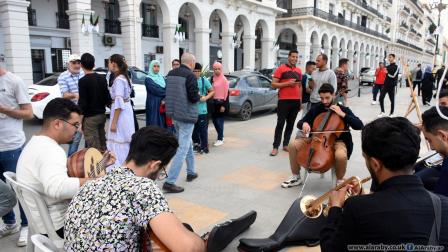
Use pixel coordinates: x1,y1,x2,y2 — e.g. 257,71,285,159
31,234,59,252
3,172,64,251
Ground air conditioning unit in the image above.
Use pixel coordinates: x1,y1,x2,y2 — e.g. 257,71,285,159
64,38,71,49
103,35,116,47
156,46,163,54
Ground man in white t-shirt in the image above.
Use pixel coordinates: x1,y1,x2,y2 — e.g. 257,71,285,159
0,54,33,246
16,98,114,237
309,54,337,108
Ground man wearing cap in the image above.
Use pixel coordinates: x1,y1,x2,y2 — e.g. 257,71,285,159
0,54,33,246
58,54,84,156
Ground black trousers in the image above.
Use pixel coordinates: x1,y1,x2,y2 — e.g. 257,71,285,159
412,81,421,96
422,87,433,105
379,85,395,114
273,100,301,149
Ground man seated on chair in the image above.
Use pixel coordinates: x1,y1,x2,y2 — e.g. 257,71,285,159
281,83,363,188
16,98,115,238
64,126,205,252
320,117,448,251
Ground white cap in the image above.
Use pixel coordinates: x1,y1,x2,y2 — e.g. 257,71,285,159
68,54,81,62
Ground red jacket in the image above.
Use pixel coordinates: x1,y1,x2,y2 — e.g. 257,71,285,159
375,68,387,85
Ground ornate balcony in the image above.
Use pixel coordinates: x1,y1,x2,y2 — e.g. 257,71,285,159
104,19,121,34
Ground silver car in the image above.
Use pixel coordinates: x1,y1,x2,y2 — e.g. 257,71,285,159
225,71,278,120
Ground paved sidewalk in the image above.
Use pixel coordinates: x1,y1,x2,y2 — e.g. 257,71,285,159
0,84,433,251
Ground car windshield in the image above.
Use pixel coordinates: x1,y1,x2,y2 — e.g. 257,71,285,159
35,76,58,86
226,76,239,88
131,69,147,85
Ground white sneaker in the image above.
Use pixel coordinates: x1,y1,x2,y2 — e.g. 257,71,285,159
0,223,20,238
214,140,224,147
371,101,378,105
17,226,28,247
377,112,386,118
281,175,303,188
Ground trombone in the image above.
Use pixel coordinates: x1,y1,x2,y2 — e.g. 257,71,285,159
299,176,371,218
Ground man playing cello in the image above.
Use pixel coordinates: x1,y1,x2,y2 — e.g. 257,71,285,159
281,84,363,188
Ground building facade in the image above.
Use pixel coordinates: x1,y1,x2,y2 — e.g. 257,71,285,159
0,0,281,84
275,0,440,76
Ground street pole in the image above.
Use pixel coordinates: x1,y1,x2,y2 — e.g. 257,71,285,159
432,2,447,66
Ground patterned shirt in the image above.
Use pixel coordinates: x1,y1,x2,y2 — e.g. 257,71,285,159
58,70,84,103
334,68,348,93
64,167,171,251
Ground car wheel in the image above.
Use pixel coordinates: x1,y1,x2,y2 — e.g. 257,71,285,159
239,101,252,121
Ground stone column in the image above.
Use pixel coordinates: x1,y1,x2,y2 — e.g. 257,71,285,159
221,32,235,73
323,46,330,57
0,0,33,83
341,48,347,58
194,28,211,68
66,0,94,55
242,35,256,70
297,41,311,69
360,52,365,68
261,38,275,69
348,49,354,71
331,46,339,69
311,44,320,61
162,23,179,74
120,16,143,68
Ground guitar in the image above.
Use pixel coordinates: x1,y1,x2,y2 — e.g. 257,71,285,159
67,148,111,178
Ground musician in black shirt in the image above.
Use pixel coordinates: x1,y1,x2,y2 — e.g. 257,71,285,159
320,117,448,252
78,53,112,151
378,54,399,117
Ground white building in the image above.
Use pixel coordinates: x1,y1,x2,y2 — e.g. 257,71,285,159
0,0,282,84
275,0,439,75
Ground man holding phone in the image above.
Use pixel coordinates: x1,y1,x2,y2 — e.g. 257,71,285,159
270,50,302,156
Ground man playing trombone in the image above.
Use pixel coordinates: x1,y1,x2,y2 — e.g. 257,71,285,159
320,117,448,251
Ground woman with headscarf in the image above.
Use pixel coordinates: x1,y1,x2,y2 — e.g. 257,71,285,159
210,62,229,147
421,65,435,106
145,60,167,127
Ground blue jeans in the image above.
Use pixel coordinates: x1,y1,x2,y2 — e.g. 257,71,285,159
372,84,383,101
212,115,224,141
166,121,195,184
192,114,209,151
67,131,82,157
0,147,28,226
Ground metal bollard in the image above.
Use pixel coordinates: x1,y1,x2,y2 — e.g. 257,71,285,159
358,86,361,97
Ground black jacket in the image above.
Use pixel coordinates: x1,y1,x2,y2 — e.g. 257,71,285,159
78,73,112,117
320,175,448,252
297,103,363,159
384,63,399,87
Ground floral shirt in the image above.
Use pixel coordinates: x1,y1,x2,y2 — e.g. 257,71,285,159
334,68,348,93
64,167,171,252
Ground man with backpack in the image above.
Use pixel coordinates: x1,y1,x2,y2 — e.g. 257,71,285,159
192,63,215,154
412,63,423,96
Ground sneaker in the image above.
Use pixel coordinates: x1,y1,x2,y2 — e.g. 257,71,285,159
193,145,200,154
162,182,184,193
17,226,28,247
281,175,303,188
371,100,377,105
214,140,224,147
186,173,198,182
377,112,386,118
0,223,20,238
202,148,209,154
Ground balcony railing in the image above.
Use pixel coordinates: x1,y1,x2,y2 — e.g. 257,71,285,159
403,6,410,14
104,19,121,34
426,50,434,55
28,8,36,26
418,19,423,25
397,39,422,51
427,39,436,45
386,16,391,22
280,8,390,40
410,28,417,34
410,0,424,14
349,0,383,18
142,24,159,38
56,12,69,29
400,22,409,29
411,13,418,20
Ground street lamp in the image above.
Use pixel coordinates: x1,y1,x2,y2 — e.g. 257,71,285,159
426,0,447,64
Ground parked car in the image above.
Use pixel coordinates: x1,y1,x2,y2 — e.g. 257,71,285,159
224,71,278,121
28,67,148,119
359,67,403,86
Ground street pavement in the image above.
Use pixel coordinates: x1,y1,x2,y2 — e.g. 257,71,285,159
0,83,433,252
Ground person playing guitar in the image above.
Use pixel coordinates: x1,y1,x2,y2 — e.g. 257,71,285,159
281,84,363,188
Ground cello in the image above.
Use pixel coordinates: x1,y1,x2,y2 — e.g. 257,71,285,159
296,101,347,173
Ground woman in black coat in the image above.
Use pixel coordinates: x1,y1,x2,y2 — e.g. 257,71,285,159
421,66,435,106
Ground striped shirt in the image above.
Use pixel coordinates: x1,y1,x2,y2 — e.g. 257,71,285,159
58,70,84,103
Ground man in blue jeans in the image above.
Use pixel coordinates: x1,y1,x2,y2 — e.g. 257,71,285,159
163,53,200,193
0,54,33,246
